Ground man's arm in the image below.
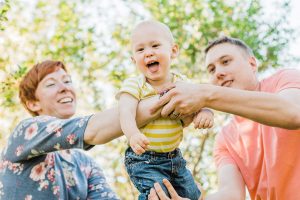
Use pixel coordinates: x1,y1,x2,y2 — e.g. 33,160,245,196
205,86,300,129
153,82,300,129
206,164,245,200
84,96,160,145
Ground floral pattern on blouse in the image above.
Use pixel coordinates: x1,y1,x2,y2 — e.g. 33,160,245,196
0,115,119,200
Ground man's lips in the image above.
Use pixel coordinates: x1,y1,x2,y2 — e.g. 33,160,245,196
221,80,233,87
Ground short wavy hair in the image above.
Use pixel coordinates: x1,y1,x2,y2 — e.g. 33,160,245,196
19,60,67,116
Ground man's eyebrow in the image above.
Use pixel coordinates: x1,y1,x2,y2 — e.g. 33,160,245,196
206,55,230,69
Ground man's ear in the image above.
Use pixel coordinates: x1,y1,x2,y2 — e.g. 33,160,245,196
171,44,179,59
26,100,41,114
131,56,136,64
249,56,258,72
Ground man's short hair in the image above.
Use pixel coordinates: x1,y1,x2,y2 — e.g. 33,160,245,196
205,36,254,57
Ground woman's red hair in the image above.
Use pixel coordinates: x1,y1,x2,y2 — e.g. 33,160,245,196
19,60,67,116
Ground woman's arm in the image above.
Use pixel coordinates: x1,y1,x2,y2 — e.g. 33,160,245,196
84,96,160,145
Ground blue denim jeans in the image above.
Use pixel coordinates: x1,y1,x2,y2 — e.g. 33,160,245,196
125,147,201,200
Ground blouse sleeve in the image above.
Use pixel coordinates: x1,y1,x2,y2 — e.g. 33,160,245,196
2,115,92,162
86,159,120,200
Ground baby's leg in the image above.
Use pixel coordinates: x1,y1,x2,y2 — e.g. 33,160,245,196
125,147,173,199
171,153,201,200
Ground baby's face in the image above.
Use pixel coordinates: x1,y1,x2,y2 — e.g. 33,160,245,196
131,24,178,84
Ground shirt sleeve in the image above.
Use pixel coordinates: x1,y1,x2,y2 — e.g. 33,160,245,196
115,77,141,100
86,159,120,200
213,132,236,169
274,69,300,92
2,115,92,163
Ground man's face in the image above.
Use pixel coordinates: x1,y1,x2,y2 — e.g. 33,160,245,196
205,43,258,90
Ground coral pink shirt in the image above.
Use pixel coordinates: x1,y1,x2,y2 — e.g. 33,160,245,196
214,69,300,200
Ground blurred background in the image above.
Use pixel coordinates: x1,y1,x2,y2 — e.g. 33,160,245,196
0,0,299,199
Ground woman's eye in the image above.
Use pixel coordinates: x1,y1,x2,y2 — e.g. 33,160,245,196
64,80,72,84
46,83,55,87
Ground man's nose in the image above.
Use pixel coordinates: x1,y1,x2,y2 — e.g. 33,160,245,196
215,67,226,79
210,67,227,85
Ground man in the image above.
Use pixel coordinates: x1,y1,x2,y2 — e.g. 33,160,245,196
149,36,300,200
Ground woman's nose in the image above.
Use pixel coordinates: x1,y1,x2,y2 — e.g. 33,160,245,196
57,81,70,92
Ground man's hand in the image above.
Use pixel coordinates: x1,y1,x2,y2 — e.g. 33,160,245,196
151,82,209,118
148,179,204,200
129,133,149,155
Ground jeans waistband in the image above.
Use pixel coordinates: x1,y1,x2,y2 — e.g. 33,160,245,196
126,147,181,159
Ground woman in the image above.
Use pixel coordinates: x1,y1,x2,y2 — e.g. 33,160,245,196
0,60,159,199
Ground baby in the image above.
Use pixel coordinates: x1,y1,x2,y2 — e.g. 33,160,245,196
117,20,213,200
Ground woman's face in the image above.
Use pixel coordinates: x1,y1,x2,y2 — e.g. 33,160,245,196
29,67,77,119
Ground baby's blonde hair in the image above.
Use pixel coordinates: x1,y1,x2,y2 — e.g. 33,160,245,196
131,20,175,44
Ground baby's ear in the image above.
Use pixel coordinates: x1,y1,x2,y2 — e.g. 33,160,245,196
171,44,179,59
131,56,136,64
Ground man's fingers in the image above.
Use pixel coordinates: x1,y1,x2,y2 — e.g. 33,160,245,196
196,183,205,200
150,92,172,114
154,182,169,200
161,98,177,117
148,188,160,200
162,179,179,198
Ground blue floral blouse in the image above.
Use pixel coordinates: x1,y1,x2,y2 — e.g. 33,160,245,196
0,115,119,200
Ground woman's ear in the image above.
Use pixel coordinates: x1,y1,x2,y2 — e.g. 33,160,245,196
26,100,41,114
171,44,179,59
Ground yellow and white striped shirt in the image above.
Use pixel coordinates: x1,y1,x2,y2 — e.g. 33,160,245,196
117,72,186,152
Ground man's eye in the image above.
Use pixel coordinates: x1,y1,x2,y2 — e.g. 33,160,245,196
153,44,160,48
137,48,144,52
208,67,215,74
223,59,230,65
